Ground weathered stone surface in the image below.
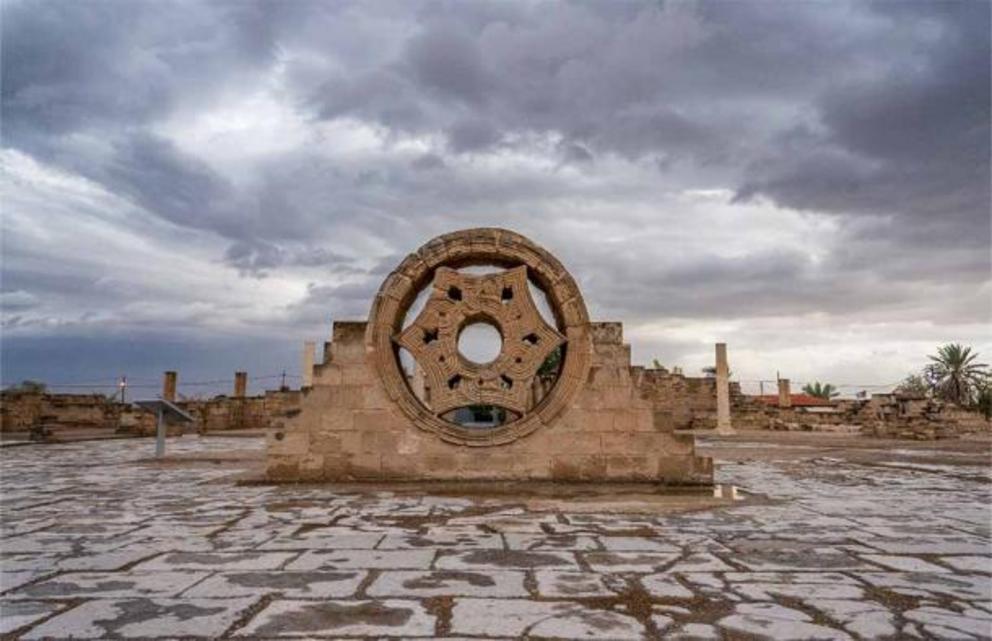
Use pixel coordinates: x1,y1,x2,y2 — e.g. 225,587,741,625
367,570,528,597
235,599,435,637
22,597,257,639
266,227,712,483
3,433,989,640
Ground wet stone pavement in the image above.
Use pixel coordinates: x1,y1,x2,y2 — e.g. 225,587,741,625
0,436,990,640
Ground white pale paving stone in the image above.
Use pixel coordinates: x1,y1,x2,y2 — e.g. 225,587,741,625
860,554,951,573
0,570,49,593
183,570,366,598
0,537,74,554
258,532,384,550
367,570,528,597
504,533,601,551
135,551,298,571
723,572,859,585
534,571,617,598
664,552,736,572
0,554,60,572
601,536,679,552
23,597,256,639
450,598,645,640
236,598,435,637
640,573,694,599
13,571,210,599
435,549,578,570
0,601,63,634
680,572,730,592
56,549,160,571
718,602,853,641
862,539,990,556
811,600,898,640
286,549,435,570
939,555,992,573
904,605,992,639
731,582,864,601
666,622,721,640
855,572,992,601
378,532,503,550
583,551,680,573
651,614,674,632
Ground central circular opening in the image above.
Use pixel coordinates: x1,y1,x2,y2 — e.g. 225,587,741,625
457,322,503,364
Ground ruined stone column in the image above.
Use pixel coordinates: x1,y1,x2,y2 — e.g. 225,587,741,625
234,371,247,397
162,371,177,402
301,341,316,388
778,378,792,408
715,343,734,433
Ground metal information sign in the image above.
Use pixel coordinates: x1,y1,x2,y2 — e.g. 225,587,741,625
133,398,194,458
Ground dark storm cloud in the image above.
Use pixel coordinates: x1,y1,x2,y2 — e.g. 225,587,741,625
1,0,283,137
2,0,989,385
735,1,990,241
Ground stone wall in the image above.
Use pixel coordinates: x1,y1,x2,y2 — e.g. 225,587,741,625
1,388,301,436
740,392,989,439
858,394,988,440
635,369,742,431
1,391,122,432
178,389,301,433
266,321,713,484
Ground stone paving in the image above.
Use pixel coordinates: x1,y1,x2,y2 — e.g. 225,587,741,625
1,436,990,640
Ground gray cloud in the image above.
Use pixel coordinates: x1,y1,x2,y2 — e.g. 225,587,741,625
1,0,989,389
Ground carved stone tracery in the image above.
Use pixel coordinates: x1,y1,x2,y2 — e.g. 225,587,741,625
395,266,565,416
365,228,592,445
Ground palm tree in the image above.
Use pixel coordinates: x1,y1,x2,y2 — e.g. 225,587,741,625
802,381,839,400
926,344,988,406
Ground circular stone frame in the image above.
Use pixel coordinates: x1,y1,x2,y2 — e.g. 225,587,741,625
366,228,591,446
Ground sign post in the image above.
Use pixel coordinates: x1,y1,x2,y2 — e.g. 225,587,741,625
134,398,194,459
155,406,166,458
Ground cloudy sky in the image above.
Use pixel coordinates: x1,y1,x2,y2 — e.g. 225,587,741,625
2,0,989,398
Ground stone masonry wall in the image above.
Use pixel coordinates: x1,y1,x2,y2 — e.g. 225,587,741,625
266,321,713,484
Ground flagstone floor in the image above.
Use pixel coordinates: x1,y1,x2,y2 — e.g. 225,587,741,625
1,434,989,640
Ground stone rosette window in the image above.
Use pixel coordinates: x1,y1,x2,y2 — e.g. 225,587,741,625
366,228,592,445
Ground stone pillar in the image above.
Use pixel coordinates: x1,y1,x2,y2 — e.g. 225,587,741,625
778,378,792,408
234,371,247,398
162,371,177,402
301,341,316,388
715,343,733,433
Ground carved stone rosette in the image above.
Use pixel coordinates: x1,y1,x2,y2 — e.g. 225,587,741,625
365,228,591,445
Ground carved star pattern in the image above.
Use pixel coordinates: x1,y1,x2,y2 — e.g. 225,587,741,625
394,266,566,416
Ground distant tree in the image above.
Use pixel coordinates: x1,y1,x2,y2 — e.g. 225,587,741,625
973,378,992,421
802,382,839,400
925,344,988,406
895,374,930,397
9,380,46,393
701,365,731,377
652,359,664,369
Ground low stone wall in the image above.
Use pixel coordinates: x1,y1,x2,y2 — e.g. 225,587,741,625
2,391,123,432
740,393,989,440
1,388,301,436
178,390,301,432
